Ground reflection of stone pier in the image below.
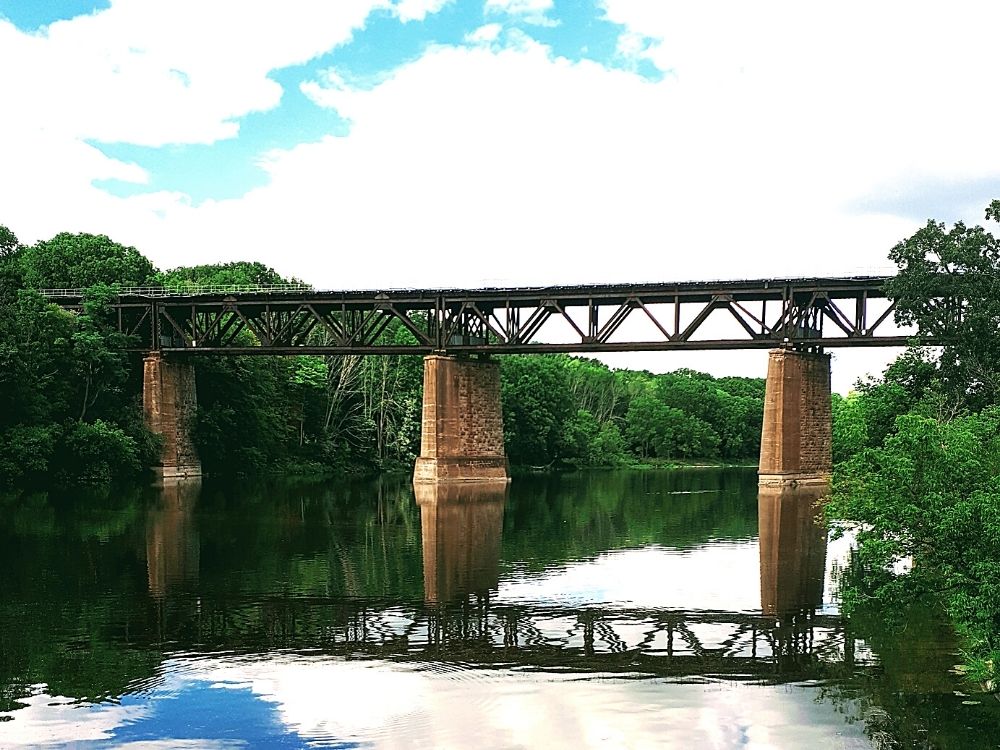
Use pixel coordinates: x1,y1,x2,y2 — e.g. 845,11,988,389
146,478,202,597
758,481,829,618
415,482,507,603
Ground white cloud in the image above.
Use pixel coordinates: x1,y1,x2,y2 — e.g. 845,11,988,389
395,0,453,23
0,0,386,147
0,689,149,746
465,23,503,45
189,37,916,290
0,0,386,243
601,0,1000,195
485,0,557,26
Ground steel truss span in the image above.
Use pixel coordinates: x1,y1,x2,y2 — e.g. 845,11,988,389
49,276,911,354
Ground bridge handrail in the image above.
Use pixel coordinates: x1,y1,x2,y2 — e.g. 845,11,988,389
38,283,315,298
36,275,896,300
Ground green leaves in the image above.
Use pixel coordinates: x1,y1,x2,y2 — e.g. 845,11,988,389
501,355,574,466
829,409,1000,688
19,232,157,289
887,201,1000,408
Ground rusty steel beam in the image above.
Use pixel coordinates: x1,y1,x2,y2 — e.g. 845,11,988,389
46,276,935,354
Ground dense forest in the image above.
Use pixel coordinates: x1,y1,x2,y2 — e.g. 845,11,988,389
826,200,1000,689
0,225,765,487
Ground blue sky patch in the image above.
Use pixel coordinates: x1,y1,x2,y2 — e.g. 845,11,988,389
0,0,109,30
94,679,350,748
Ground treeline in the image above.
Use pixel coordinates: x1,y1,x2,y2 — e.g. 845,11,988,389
502,356,763,467
827,200,1000,690
0,227,765,487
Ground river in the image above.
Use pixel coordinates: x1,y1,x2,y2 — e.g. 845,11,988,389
1,468,997,748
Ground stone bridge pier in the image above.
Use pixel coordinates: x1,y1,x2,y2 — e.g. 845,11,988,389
759,348,832,487
413,354,510,484
143,353,202,479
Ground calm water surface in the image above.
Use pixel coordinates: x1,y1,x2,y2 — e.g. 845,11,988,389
1,468,998,748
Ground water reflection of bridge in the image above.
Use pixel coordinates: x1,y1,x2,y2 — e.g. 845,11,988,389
145,477,861,682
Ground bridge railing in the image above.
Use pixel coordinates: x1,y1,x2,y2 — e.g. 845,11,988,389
38,283,315,298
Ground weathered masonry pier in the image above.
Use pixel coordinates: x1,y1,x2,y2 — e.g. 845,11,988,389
413,355,508,483
44,276,915,482
759,349,832,486
143,353,201,478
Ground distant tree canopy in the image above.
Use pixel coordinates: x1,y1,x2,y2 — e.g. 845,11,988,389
156,261,295,288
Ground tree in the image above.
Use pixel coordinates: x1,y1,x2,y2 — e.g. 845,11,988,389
501,355,574,466
157,261,299,289
887,200,1000,408
19,233,157,289
827,409,1000,685
0,224,19,261
831,392,867,464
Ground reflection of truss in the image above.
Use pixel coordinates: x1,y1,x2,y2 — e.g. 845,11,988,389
48,277,920,354
164,597,867,682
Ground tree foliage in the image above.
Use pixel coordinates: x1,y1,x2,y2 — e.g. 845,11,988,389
0,229,155,484
829,200,1000,689
19,232,156,289
887,200,1000,408
828,411,1000,684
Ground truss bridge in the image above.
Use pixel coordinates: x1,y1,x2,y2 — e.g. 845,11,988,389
46,276,905,355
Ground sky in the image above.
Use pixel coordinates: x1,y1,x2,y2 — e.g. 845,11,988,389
1,0,998,388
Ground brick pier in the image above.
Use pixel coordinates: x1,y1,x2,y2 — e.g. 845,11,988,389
758,348,832,486
413,355,509,483
143,353,202,479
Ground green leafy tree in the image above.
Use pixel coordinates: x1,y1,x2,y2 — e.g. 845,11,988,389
831,392,867,464
0,224,19,261
827,410,1000,685
19,232,157,289
157,261,300,289
501,355,574,466
887,200,1000,408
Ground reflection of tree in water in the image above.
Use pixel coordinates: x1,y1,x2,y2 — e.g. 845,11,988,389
817,571,1000,750
503,468,759,570
0,485,162,712
3,471,999,747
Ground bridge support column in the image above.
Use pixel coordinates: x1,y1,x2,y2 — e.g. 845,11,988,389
759,348,831,486
413,355,509,483
143,353,202,479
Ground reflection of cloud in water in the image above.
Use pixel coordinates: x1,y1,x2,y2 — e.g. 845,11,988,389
0,690,148,746
176,654,873,749
110,743,245,749
0,650,872,748
497,544,763,611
